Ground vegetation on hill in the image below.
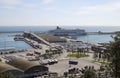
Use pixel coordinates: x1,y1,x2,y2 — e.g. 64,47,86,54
110,33,120,78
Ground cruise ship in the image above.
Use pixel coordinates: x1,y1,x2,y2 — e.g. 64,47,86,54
46,26,87,36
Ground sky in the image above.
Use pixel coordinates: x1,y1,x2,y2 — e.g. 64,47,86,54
0,0,120,26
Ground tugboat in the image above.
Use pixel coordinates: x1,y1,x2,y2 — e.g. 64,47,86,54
14,34,24,41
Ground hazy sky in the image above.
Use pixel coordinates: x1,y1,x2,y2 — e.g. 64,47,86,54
0,0,120,26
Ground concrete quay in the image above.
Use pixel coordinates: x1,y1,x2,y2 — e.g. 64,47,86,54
23,31,52,47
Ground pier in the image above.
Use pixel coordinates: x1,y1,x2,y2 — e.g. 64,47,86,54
23,31,53,47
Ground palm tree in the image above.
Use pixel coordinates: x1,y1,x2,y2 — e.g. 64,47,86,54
93,52,98,61
77,48,83,58
98,52,102,61
102,53,106,62
106,53,111,62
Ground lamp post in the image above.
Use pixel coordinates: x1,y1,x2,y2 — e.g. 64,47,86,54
115,53,118,78
4,37,6,55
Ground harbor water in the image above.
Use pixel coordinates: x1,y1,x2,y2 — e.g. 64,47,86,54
77,34,114,43
0,26,118,50
0,33,113,51
0,33,32,50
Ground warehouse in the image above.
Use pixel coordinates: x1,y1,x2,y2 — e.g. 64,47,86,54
6,58,49,78
38,34,67,43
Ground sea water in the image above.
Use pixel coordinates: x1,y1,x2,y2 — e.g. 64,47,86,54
0,26,120,32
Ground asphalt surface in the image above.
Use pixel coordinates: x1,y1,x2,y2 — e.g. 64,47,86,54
47,57,100,76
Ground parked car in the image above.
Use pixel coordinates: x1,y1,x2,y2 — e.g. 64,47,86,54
54,59,58,63
26,53,34,56
48,59,58,65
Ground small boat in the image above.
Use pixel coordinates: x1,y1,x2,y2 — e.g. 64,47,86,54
0,47,16,54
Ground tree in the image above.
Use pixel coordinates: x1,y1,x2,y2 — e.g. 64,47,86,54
93,52,98,61
0,73,15,78
64,72,68,78
110,40,120,78
98,52,102,61
81,70,96,78
110,33,120,78
106,53,111,62
102,53,107,62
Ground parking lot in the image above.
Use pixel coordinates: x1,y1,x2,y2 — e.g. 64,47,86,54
47,58,100,76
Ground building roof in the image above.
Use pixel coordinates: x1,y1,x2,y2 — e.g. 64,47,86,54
38,34,66,42
7,58,40,72
0,62,22,73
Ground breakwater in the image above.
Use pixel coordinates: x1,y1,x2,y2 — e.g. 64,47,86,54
77,33,113,43
0,31,24,33
87,32,115,35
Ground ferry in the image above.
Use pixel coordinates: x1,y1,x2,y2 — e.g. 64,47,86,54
46,26,87,36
